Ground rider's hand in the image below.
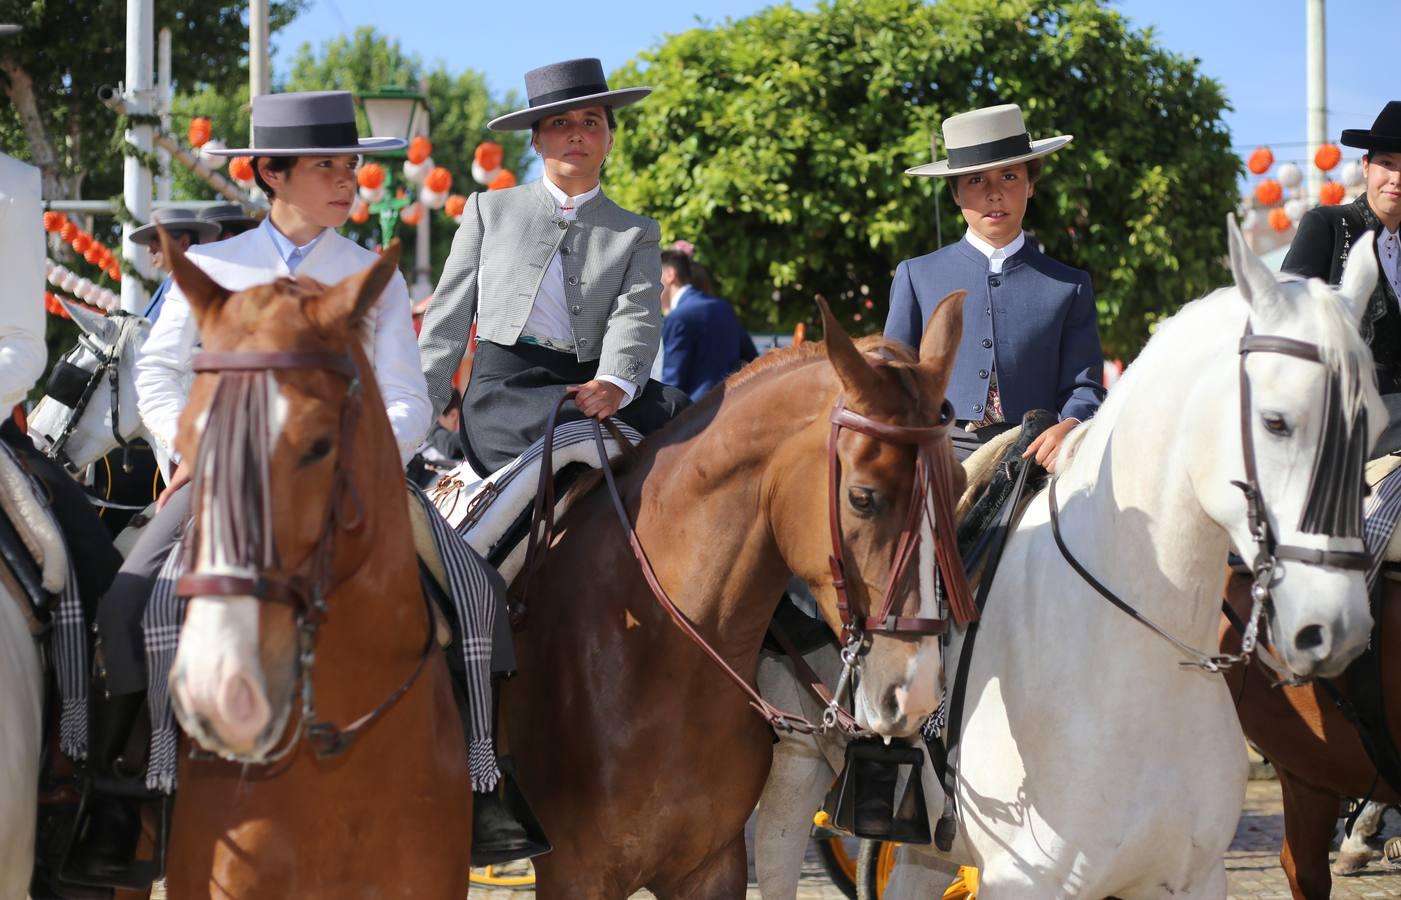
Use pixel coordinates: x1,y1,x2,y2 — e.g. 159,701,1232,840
1023,418,1080,470
156,458,193,511
574,379,626,421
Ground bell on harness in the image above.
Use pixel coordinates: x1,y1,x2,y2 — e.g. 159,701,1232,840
821,737,931,844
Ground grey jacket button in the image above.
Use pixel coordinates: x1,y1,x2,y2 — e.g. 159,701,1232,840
571,305,582,315
981,338,992,348
568,275,579,286
558,220,569,230
973,403,984,413
578,338,589,347
561,247,571,255
978,368,989,379
989,277,1001,288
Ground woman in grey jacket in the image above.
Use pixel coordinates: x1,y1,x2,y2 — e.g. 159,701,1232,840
419,58,688,475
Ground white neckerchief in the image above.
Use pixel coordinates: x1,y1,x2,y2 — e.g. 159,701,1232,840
964,229,1025,275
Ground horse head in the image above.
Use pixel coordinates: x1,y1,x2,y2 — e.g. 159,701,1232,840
164,229,404,760
769,291,965,737
1194,218,1385,679
27,300,150,470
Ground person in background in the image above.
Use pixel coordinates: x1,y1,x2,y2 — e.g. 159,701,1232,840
658,247,758,401
132,208,219,323
410,387,467,488
198,203,260,242
885,103,1103,466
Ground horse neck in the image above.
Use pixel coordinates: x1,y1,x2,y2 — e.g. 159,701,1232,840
1055,304,1240,646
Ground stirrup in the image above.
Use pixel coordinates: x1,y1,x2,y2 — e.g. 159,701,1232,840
55,776,170,893
822,737,932,844
470,756,551,867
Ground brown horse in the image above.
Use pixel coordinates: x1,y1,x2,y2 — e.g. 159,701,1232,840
157,236,472,896
505,293,967,897
1222,573,1401,900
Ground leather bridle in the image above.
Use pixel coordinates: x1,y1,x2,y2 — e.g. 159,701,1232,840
175,350,434,761
1049,321,1372,672
39,312,142,470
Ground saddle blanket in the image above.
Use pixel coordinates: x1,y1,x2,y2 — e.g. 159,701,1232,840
139,483,503,794
1365,455,1401,586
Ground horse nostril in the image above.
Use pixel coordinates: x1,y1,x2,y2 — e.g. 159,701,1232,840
883,686,902,720
1295,624,1325,652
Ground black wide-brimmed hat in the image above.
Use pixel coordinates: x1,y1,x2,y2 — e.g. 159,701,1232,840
1342,101,1401,154
198,203,260,232
203,91,408,157
487,58,650,132
130,207,221,246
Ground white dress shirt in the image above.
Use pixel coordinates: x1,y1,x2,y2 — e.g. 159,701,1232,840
1380,228,1401,301
261,216,327,274
963,229,1025,274
0,154,48,410
529,176,636,406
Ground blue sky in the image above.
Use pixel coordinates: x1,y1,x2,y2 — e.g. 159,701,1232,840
273,0,1392,172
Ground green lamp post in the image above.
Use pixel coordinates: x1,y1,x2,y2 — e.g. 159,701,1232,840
355,86,429,243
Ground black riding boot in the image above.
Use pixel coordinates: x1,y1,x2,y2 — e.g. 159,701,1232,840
65,667,146,881
467,676,550,866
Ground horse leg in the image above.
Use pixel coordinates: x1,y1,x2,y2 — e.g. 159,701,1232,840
652,831,748,900
754,728,833,898
1277,768,1340,900
1334,799,1385,876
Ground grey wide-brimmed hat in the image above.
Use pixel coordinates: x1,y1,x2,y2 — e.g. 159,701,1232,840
906,104,1072,178
198,203,260,232
487,58,651,132
129,207,221,246
0,24,21,37
202,91,408,157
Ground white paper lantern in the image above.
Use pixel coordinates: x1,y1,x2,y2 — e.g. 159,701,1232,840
472,161,501,186
76,280,96,301
199,139,228,170
103,289,120,311
1285,198,1309,223
1277,162,1303,189
420,187,447,210
403,157,432,185
1241,209,1261,231
1343,160,1365,188
359,184,385,204
61,272,80,292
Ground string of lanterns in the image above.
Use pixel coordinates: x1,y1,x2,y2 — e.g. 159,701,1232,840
1243,141,1362,234
40,212,122,313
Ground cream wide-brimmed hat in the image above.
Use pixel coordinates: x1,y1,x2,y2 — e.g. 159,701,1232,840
906,103,1072,178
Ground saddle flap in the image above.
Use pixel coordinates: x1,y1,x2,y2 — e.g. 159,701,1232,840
0,440,67,593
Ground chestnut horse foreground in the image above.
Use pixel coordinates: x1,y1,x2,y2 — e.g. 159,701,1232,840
504,293,969,897
159,236,472,897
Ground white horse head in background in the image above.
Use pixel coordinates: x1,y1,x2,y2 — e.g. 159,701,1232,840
27,300,151,472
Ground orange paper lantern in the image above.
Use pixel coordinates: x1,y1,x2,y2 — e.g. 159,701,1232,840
357,162,386,190
351,203,370,225
489,170,517,191
1268,207,1292,232
84,246,104,264
444,194,467,218
71,233,92,253
474,142,504,172
106,265,122,282
425,166,453,194
228,156,255,183
1254,179,1283,206
1247,147,1274,176
43,211,66,232
400,202,423,227
1314,143,1342,172
1320,180,1346,205
188,117,212,148
407,136,433,165
59,221,79,242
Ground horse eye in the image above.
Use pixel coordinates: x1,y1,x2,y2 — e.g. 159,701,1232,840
1262,413,1291,437
299,436,334,466
847,487,879,517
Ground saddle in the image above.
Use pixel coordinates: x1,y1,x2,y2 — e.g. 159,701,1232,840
0,439,68,633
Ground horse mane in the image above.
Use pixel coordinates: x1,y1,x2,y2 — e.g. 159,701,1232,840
724,335,917,392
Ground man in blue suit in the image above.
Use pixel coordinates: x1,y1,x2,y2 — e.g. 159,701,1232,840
659,248,759,401
886,103,1104,466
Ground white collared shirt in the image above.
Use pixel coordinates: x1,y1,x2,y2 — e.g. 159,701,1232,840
1380,227,1401,300
0,154,46,410
261,216,328,274
963,229,1026,274
525,175,635,405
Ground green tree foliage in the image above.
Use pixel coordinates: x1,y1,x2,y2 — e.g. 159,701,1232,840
607,0,1239,358
283,27,532,273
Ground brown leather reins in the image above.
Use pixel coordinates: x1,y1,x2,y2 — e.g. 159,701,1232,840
176,351,435,761
522,383,974,736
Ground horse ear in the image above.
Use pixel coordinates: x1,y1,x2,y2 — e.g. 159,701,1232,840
60,297,116,344
817,295,883,406
316,240,401,327
1226,214,1281,314
162,225,230,326
916,290,965,396
1337,231,1379,326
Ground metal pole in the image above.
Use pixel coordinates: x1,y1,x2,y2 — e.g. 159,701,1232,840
250,0,270,110
156,27,172,203
414,101,433,299
120,0,154,314
1306,0,1326,203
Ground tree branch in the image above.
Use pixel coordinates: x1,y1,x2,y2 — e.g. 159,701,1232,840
0,60,65,199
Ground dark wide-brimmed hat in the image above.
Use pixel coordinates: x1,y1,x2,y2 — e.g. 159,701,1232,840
906,103,1072,178
202,91,408,157
487,58,650,132
198,203,260,232
129,207,221,246
1342,101,1401,154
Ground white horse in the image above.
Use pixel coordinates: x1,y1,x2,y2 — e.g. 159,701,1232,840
27,300,153,474
0,573,43,898
756,220,1386,899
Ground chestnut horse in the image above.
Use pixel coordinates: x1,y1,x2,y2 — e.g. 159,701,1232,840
158,236,472,896
1222,575,1401,900
505,294,967,897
